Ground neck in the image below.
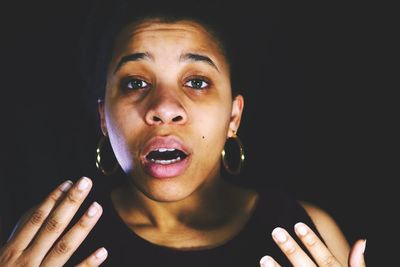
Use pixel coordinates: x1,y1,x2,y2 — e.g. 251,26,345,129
111,175,244,233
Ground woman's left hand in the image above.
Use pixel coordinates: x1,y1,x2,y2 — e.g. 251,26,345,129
259,223,366,267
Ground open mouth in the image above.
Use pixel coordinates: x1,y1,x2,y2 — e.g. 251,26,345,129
145,148,188,164
141,136,191,178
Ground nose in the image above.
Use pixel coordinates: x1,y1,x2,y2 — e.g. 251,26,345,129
144,88,188,125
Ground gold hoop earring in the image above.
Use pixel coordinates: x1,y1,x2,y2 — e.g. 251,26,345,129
96,135,119,176
221,133,245,175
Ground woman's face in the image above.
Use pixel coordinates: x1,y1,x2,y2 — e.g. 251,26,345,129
99,19,244,202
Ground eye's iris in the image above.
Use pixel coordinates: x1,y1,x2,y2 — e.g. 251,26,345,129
127,79,147,89
187,79,208,89
191,79,203,89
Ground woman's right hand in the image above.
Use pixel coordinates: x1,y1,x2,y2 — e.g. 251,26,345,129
0,177,107,267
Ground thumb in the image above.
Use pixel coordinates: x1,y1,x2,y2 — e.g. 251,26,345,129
348,239,367,267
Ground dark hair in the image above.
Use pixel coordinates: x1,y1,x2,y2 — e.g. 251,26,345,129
79,0,255,119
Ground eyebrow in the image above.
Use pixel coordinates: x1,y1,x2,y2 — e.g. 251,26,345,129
180,53,219,72
113,52,219,73
113,52,151,73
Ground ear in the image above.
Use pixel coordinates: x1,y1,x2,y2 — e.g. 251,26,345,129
98,99,107,136
228,94,244,138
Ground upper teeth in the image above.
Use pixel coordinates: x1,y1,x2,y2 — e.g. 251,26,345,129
157,148,176,152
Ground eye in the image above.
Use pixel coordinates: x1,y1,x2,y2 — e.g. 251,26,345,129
121,77,151,90
184,78,210,90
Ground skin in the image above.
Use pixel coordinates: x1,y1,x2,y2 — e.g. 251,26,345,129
0,20,366,266
98,19,254,248
259,205,367,267
100,19,244,203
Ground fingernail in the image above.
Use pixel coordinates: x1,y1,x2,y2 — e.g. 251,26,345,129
295,222,308,236
95,247,108,259
59,180,73,192
87,202,99,217
78,177,90,191
260,256,275,267
361,239,367,254
272,227,287,243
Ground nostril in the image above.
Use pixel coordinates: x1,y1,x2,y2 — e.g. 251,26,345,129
153,116,162,122
146,112,186,125
172,115,183,122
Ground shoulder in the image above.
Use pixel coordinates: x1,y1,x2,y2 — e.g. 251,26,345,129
300,201,350,265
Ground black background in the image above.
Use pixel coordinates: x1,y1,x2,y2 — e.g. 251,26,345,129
0,0,397,265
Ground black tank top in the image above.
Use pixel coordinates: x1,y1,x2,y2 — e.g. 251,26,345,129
67,186,321,266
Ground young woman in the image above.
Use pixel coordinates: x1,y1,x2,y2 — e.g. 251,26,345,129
0,1,366,266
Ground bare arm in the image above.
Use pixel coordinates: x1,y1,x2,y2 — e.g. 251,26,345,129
301,202,351,266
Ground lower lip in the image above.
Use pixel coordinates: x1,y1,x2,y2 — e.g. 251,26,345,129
143,157,190,179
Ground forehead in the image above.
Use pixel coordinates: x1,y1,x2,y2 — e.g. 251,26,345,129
112,20,226,63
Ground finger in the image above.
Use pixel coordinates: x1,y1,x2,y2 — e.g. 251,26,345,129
259,255,282,267
24,177,92,261
75,247,108,267
294,222,341,267
7,180,73,251
271,227,317,267
349,239,366,267
42,202,103,266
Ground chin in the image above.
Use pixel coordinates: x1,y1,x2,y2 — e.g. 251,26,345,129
144,185,194,203
130,175,197,203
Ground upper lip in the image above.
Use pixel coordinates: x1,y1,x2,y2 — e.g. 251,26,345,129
141,135,191,161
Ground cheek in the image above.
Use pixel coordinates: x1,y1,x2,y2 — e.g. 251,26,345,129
105,104,132,136
104,103,143,167
192,102,231,155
